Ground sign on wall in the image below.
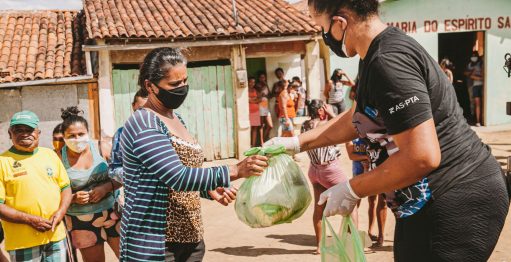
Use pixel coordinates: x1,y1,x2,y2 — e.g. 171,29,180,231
387,15,511,34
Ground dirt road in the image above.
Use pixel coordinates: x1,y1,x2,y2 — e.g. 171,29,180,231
201,128,511,262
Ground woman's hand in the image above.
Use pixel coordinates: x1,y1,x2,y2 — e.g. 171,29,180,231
89,183,111,203
322,104,336,119
73,191,90,204
208,186,238,206
230,155,268,180
318,181,360,217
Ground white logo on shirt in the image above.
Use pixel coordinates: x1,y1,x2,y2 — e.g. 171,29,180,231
388,96,420,115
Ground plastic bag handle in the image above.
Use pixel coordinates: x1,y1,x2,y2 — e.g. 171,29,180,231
341,216,367,262
321,216,367,262
244,146,287,157
321,215,349,260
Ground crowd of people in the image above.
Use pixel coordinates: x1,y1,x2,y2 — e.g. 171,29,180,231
247,63,392,252
248,69,308,147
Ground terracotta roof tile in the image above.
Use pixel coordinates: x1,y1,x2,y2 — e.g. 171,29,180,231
84,0,320,40
0,10,85,83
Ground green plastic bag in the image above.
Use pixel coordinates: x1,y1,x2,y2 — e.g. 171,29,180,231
234,146,312,228
321,216,367,262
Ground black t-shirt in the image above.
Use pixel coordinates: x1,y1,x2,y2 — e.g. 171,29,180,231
353,27,491,218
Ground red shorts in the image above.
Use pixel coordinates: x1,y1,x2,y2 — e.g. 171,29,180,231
308,160,348,189
249,111,261,127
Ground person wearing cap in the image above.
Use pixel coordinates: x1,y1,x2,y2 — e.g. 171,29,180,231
0,111,72,262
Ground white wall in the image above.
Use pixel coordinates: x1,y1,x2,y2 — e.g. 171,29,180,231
265,55,303,88
485,30,511,125
0,84,90,152
329,0,511,125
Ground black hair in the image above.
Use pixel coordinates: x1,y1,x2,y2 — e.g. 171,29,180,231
52,123,63,135
61,106,88,133
306,99,325,119
291,76,301,83
132,89,148,105
330,68,343,83
138,47,187,96
248,76,256,81
308,0,379,19
275,68,284,75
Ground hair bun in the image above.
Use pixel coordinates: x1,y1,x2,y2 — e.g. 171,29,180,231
61,106,83,120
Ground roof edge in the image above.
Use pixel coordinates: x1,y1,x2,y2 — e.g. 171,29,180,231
0,75,95,88
83,35,320,51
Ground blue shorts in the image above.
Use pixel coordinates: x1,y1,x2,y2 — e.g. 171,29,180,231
352,161,364,176
279,118,295,132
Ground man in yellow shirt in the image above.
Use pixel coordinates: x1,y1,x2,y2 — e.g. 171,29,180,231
0,111,72,262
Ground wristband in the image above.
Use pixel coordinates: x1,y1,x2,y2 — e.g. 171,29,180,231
291,136,301,154
346,180,361,200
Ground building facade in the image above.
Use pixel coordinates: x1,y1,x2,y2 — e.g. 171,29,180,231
329,0,511,126
83,0,322,160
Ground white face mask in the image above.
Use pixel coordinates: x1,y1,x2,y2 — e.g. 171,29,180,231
65,135,90,153
471,57,478,62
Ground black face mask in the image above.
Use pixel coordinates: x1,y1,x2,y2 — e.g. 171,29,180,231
154,84,189,109
322,19,349,58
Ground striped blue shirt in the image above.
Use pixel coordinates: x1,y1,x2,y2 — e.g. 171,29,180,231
119,109,230,261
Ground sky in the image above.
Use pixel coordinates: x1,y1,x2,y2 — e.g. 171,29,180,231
0,0,82,10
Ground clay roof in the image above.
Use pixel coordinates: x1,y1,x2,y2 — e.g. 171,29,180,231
83,0,320,40
0,10,86,83
291,0,309,15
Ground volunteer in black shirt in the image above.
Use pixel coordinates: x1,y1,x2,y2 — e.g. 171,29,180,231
264,0,509,261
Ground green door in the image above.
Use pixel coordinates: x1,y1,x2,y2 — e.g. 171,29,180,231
246,58,266,79
112,65,236,160
112,69,140,129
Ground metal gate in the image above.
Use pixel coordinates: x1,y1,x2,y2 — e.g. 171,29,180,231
112,65,236,160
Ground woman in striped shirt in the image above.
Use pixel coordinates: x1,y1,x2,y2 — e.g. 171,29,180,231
119,47,268,261
300,99,349,255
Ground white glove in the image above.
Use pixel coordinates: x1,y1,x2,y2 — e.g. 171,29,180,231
318,181,361,217
262,136,301,155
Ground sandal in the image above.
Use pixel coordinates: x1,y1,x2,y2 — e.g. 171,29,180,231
369,234,378,242
370,241,383,248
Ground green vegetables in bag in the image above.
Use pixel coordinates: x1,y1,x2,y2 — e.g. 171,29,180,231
235,146,312,228
321,216,367,262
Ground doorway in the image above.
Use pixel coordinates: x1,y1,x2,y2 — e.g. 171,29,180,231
246,58,267,79
438,31,485,125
